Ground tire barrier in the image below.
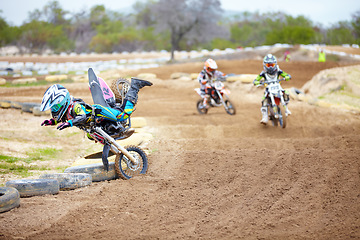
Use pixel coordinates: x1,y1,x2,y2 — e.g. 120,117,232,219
11,78,37,85
131,117,147,128
226,74,258,83
118,132,153,147
21,102,40,113
0,187,20,213
45,75,68,82
0,100,44,115
39,173,92,191
6,179,59,197
137,73,157,80
0,100,11,108
33,106,51,116
0,78,6,85
10,101,22,109
64,162,117,182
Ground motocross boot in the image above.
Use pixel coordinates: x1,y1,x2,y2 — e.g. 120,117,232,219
124,77,153,105
120,78,152,137
285,105,292,116
108,123,135,140
203,95,210,109
260,106,268,125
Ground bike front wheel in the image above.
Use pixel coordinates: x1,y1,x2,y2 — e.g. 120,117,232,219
115,145,148,180
277,105,287,128
224,99,236,115
196,99,208,114
267,105,278,127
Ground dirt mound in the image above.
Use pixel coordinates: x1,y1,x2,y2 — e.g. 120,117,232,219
0,55,360,239
302,65,360,97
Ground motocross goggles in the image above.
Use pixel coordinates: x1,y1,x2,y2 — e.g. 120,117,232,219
265,63,276,68
51,103,62,113
206,67,215,73
51,103,63,120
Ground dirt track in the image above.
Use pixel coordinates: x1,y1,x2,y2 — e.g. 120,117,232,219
1,54,360,239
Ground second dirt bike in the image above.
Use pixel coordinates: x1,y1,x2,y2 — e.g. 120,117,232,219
258,77,288,128
195,78,236,115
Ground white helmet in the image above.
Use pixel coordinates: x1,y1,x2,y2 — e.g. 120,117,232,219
263,54,278,75
40,84,71,121
204,58,218,77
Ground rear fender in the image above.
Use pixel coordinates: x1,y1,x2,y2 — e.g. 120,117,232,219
194,88,203,97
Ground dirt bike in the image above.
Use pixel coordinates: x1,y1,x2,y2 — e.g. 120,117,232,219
195,77,236,115
258,77,288,128
81,68,148,180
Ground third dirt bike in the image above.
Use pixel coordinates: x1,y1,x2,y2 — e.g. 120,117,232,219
195,78,236,115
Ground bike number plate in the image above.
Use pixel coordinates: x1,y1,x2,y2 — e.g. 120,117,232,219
271,85,279,91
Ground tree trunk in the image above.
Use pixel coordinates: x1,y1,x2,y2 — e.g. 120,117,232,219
170,47,175,61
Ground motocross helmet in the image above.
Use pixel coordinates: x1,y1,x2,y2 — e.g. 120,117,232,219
263,54,278,75
40,84,71,121
204,58,218,77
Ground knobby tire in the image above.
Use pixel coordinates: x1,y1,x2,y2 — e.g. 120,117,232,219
115,145,148,180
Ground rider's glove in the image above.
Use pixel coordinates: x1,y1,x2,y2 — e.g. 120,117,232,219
41,118,56,126
285,76,290,81
253,79,259,85
57,122,71,130
219,75,226,82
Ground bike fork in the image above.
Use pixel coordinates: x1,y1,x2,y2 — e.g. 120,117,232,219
102,144,111,171
269,95,278,118
280,93,288,112
218,91,227,109
95,127,138,165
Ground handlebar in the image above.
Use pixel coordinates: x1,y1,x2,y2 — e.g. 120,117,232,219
257,78,286,86
213,76,226,82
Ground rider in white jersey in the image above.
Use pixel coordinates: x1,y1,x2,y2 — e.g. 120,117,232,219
253,54,292,124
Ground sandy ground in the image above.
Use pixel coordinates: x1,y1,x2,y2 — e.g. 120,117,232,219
0,48,360,239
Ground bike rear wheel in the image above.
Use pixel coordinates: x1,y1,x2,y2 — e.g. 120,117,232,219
114,145,148,180
224,99,236,115
111,78,130,106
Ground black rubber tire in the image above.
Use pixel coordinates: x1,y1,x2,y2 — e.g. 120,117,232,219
196,99,208,114
224,99,236,115
39,173,92,191
64,162,117,182
267,105,278,127
115,145,148,180
21,102,40,113
10,101,22,109
278,105,287,129
0,100,11,109
111,78,130,105
5,179,59,197
0,187,20,213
